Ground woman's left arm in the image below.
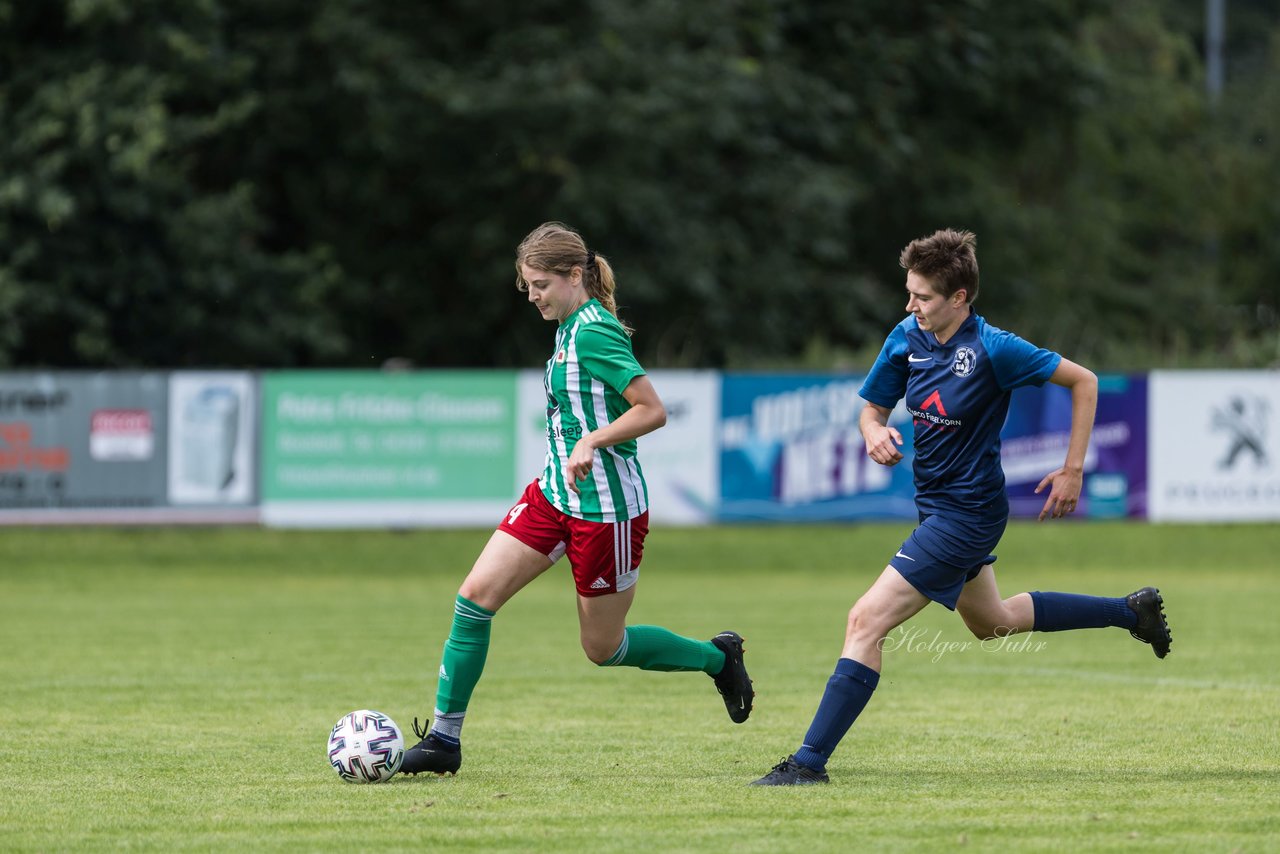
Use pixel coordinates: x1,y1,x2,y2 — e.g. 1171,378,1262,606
1034,358,1099,520
566,375,667,493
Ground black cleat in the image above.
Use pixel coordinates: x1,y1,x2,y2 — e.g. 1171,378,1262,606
710,631,754,723
400,719,462,776
750,755,830,786
1126,586,1172,659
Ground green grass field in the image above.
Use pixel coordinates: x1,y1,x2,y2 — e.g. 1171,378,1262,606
2,522,1277,852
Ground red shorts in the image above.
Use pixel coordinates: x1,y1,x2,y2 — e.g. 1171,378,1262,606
498,480,648,597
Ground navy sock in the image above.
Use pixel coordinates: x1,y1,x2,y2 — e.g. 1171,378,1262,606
1030,591,1137,632
793,658,880,772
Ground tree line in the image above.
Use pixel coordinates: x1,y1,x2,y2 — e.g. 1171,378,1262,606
2,0,1277,371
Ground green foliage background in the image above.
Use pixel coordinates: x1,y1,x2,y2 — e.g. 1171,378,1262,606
2,0,1277,370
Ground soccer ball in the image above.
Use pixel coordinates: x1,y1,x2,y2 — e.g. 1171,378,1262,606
327,710,404,783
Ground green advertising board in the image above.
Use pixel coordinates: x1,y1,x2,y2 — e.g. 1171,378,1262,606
261,372,517,502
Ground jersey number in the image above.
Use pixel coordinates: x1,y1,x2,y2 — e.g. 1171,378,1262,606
506,503,529,525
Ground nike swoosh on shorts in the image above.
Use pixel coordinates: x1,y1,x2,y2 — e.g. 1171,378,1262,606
895,551,916,561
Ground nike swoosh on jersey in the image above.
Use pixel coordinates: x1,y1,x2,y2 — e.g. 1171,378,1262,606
894,551,916,561
907,354,931,363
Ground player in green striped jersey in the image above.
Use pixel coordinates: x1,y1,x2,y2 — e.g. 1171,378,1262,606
538,284,649,522
401,222,754,776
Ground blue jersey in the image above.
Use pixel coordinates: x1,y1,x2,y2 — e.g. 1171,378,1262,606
859,312,1061,519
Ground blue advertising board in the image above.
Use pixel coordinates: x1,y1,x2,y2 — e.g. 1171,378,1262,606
718,374,918,521
719,372,1148,523
1002,374,1148,518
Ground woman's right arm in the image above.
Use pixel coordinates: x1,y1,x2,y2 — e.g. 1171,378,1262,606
860,402,904,467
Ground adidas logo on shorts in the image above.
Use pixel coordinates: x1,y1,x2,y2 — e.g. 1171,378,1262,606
589,577,611,590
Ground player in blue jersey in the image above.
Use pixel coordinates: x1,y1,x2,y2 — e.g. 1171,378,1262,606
752,229,1172,786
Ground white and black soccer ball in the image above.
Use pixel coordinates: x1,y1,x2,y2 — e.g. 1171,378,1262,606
327,710,404,783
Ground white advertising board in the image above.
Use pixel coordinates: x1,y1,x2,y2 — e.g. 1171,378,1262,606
168,372,257,505
1148,370,1280,521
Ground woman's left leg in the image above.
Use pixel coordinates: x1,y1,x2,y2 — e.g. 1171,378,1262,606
568,510,754,721
955,565,1035,640
577,585,722,672
579,585,754,723
956,566,1168,658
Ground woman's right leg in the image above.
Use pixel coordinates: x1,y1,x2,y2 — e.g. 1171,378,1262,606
402,531,552,776
438,530,552,724
458,529,556,613
754,565,930,785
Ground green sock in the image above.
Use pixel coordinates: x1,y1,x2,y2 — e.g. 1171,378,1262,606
602,625,726,673
435,595,495,716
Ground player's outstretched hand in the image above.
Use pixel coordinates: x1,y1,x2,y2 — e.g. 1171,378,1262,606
1034,467,1083,521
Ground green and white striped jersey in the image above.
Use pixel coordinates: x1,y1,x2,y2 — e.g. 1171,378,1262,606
539,299,649,522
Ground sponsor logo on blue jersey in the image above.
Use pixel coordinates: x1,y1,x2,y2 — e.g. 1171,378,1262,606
907,389,963,431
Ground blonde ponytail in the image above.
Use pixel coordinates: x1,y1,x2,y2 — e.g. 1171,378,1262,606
514,222,633,335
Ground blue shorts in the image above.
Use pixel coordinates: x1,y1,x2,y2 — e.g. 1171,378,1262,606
888,512,1007,609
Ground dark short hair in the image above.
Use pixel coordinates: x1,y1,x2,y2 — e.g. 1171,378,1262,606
899,229,979,303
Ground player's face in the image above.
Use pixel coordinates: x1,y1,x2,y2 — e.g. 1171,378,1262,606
905,270,968,340
522,263,587,323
